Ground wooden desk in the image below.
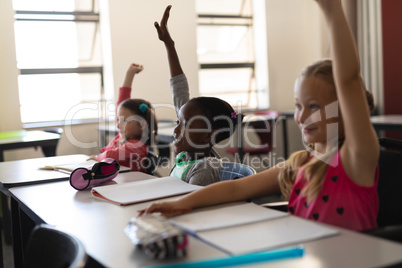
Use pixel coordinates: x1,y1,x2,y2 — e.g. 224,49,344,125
0,154,131,267
0,154,91,188
0,154,92,266
0,130,61,162
371,114,402,132
9,176,402,268
9,173,225,268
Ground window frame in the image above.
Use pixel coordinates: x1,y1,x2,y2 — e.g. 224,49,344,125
13,5,105,128
196,9,261,110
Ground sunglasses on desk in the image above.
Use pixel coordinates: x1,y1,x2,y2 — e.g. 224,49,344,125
69,158,120,190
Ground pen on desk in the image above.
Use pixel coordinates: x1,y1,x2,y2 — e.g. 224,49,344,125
55,169,71,175
39,166,71,174
137,208,192,215
142,245,305,268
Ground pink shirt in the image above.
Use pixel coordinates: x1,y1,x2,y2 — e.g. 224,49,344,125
288,151,379,231
97,136,148,172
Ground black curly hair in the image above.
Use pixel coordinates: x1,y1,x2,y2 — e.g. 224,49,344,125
187,97,242,145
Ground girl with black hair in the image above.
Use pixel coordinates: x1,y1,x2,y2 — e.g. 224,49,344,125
88,64,158,172
155,6,241,185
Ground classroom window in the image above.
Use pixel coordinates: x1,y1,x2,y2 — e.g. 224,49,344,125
12,0,104,126
195,0,269,110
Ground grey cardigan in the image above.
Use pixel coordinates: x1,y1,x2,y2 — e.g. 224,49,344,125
169,74,222,186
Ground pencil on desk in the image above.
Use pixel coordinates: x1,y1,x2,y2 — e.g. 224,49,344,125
142,245,305,268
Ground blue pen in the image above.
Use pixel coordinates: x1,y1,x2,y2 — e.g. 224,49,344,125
142,245,305,268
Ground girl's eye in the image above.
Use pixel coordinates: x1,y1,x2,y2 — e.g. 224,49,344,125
310,104,320,109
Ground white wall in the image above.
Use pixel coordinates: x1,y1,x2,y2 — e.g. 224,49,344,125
266,0,322,112
265,0,323,154
0,0,324,161
105,0,199,121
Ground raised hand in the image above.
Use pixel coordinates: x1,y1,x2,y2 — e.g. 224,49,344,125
127,63,143,75
123,63,143,88
154,5,174,46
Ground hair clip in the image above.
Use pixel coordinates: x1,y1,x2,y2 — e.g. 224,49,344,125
139,103,148,113
231,112,237,119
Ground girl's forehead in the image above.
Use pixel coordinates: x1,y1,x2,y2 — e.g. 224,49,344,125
118,107,136,117
179,102,203,118
294,76,336,101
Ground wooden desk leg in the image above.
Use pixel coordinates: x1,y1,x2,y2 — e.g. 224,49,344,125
10,197,22,268
0,196,4,268
10,196,42,268
0,236,3,268
0,193,12,245
41,145,57,157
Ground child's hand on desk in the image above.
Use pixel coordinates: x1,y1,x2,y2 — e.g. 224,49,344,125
138,201,192,218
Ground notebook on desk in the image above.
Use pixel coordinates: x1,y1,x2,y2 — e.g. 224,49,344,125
169,202,339,255
170,202,288,232
91,176,204,206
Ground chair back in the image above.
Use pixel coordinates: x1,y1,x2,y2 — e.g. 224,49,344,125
226,110,279,163
248,110,279,146
220,162,256,181
377,138,402,227
24,224,87,268
143,151,159,175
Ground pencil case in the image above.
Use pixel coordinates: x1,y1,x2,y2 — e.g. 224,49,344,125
124,215,188,259
69,158,120,190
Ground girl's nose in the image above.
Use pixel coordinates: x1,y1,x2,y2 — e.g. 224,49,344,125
117,121,121,130
295,108,308,126
173,123,180,136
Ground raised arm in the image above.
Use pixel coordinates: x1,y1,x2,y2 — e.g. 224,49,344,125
121,63,143,88
155,5,189,115
154,5,183,78
117,63,144,106
315,0,379,185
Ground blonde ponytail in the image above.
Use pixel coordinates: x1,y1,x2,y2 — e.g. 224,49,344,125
279,144,338,204
278,149,310,199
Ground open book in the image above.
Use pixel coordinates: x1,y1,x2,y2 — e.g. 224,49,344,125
91,176,203,206
39,160,98,173
170,202,287,232
39,160,131,174
169,202,339,255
